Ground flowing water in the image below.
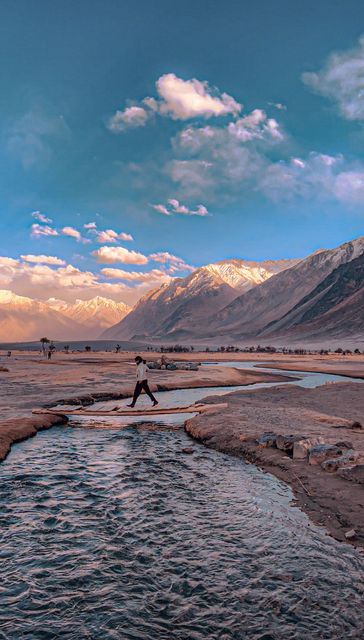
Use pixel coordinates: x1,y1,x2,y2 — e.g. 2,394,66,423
1,363,363,639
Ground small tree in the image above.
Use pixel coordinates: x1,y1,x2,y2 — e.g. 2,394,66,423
85,345,92,352
40,337,50,356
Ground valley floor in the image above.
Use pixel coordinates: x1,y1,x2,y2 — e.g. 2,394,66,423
1,349,364,546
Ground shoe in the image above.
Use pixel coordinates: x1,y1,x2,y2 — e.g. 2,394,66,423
153,401,159,406
126,403,135,408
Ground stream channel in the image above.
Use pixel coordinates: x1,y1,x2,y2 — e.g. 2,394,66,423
0,362,363,639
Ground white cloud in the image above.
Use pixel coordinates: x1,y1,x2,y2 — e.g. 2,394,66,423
92,246,149,265
302,35,364,120
84,221,97,229
31,223,58,238
108,106,150,132
151,199,209,217
100,267,169,282
155,73,241,120
268,102,287,111
61,226,89,244
229,109,284,142
107,73,241,133
149,251,195,273
21,254,66,266
32,211,53,224
333,171,364,203
95,229,134,243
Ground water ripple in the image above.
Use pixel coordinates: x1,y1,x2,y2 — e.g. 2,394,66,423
0,425,363,639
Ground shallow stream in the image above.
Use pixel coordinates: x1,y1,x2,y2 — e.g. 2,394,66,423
1,362,363,638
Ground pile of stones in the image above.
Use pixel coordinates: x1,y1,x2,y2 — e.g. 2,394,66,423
256,429,364,483
147,361,199,371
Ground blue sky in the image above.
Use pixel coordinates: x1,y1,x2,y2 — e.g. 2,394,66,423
0,0,363,303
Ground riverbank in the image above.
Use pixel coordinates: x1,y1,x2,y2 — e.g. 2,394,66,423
0,350,297,419
0,350,293,459
185,381,364,547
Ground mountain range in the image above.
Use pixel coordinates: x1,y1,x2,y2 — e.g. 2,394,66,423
0,292,130,342
103,259,299,341
103,236,364,347
1,236,363,346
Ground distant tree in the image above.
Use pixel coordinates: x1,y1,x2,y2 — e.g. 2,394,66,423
115,344,121,353
63,345,70,354
40,337,50,357
85,345,92,352
354,348,361,354
335,347,343,354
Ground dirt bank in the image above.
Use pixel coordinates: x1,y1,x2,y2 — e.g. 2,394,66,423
185,382,364,547
0,414,68,462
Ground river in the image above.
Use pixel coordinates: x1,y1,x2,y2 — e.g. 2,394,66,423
0,362,363,638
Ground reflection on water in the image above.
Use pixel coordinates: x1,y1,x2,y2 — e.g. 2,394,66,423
1,426,364,639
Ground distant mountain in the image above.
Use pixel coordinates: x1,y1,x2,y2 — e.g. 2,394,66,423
0,290,85,342
48,296,130,336
208,237,364,341
103,258,298,341
0,292,131,342
261,251,364,342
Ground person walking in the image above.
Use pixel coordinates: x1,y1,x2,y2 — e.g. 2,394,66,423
127,356,158,408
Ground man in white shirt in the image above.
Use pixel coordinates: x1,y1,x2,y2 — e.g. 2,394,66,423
127,356,159,408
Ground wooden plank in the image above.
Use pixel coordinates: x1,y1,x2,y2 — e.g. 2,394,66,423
32,402,227,417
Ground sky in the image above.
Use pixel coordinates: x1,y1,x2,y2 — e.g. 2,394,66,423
0,0,364,304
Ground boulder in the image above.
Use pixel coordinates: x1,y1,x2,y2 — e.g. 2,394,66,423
338,464,364,484
345,529,357,539
308,444,342,465
293,437,324,460
257,433,277,448
276,434,304,453
147,361,161,369
321,450,360,472
166,363,177,370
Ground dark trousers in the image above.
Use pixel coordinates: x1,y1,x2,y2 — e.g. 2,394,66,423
131,379,157,405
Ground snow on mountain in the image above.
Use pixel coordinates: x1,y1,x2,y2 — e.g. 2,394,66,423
0,290,86,341
103,258,297,341
0,291,131,341
209,236,364,341
48,296,131,331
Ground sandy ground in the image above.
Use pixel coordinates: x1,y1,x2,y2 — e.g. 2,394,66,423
185,381,364,547
0,350,292,419
1,349,364,546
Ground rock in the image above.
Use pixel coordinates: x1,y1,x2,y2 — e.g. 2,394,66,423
147,361,161,369
276,434,304,453
293,437,324,460
321,450,360,472
345,529,357,540
334,441,353,449
181,447,194,454
257,432,277,448
308,444,342,465
337,464,364,484
351,421,363,430
166,363,177,370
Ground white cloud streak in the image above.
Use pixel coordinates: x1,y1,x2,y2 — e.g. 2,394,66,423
302,35,364,121
20,254,66,266
151,199,209,217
